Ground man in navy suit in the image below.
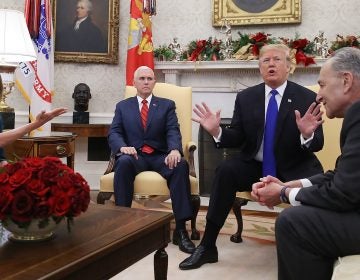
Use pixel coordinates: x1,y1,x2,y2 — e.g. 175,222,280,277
252,47,360,280
180,44,324,269
108,66,195,254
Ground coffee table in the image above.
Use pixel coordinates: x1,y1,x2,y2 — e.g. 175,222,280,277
0,204,173,280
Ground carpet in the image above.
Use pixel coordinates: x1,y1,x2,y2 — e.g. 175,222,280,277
131,199,277,243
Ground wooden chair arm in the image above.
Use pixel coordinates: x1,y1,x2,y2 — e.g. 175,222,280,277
185,141,197,178
104,153,116,175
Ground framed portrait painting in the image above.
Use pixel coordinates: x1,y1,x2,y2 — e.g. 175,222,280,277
213,0,301,26
53,0,119,64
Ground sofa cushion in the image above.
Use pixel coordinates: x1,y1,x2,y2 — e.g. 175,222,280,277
99,171,198,195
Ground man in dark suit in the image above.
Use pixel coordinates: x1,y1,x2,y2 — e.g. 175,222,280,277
108,66,195,254
252,47,360,280
179,44,324,270
56,0,106,53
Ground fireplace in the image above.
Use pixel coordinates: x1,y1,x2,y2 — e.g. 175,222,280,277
198,118,242,196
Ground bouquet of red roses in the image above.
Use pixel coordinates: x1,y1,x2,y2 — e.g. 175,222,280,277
0,157,90,230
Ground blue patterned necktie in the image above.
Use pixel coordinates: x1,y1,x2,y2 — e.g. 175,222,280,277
263,89,279,177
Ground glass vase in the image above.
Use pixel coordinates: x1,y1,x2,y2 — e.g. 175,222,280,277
2,218,60,242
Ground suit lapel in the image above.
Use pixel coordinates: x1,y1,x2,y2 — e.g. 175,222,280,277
253,84,266,121
129,97,143,130
253,85,266,144
146,95,159,130
275,83,295,142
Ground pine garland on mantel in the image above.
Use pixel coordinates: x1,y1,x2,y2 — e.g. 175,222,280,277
154,32,360,69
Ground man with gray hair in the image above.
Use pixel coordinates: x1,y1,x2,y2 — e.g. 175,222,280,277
252,47,360,279
180,44,324,270
56,0,106,53
108,66,196,254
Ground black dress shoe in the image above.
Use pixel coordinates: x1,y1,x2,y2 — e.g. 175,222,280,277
172,229,196,254
179,244,218,270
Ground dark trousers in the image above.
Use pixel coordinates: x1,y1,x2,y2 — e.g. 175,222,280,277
113,152,193,221
276,206,360,280
206,157,263,227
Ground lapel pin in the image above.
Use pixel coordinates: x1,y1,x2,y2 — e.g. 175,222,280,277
288,99,292,103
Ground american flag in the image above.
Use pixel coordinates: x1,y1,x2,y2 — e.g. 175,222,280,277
15,0,53,131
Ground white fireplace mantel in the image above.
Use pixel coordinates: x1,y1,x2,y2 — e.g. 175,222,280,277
154,59,326,92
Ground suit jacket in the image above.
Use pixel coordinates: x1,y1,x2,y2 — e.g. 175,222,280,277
297,100,360,211
219,81,324,181
108,96,183,155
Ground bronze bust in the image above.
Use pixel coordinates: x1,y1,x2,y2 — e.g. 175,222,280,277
72,83,92,112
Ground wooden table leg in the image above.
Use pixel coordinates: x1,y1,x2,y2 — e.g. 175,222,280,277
154,246,168,280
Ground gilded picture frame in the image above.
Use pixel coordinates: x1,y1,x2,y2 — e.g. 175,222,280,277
53,0,119,64
213,0,301,26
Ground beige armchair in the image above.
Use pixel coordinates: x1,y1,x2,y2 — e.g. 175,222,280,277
97,82,200,240
231,85,343,243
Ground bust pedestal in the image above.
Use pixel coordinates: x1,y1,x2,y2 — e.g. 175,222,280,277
73,112,89,124
0,111,15,129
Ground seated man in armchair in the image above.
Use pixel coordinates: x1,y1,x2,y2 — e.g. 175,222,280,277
108,66,195,254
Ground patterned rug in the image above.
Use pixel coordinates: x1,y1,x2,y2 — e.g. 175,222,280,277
131,198,277,243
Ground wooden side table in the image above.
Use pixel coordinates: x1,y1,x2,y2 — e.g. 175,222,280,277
5,131,77,169
51,123,111,161
51,123,110,137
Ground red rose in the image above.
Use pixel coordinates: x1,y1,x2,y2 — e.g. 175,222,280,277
292,39,309,50
69,188,90,217
0,172,9,184
295,51,315,66
23,157,45,170
38,162,60,183
0,185,13,219
57,172,74,192
26,178,49,197
8,168,33,187
33,200,53,219
4,161,25,176
70,173,90,191
251,32,267,42
11,190,34,223
52,192,71,217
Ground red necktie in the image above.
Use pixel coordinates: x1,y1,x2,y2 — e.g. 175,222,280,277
140,100,154,154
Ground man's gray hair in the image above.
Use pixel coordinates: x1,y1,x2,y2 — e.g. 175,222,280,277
78,0,93,12
134,66,154,79
259,44,291,65
330,47,360,79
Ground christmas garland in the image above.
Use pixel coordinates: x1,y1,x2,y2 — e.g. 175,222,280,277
154,33,360,67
